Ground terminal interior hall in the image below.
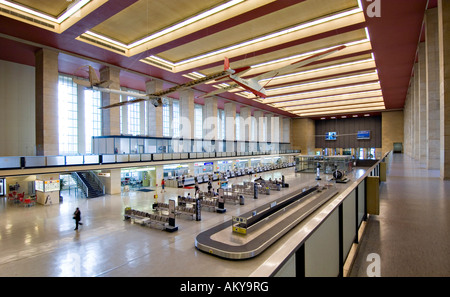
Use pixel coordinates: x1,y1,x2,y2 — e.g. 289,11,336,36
1,0,450,277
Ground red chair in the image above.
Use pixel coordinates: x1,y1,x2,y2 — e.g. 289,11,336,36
23,198,32,207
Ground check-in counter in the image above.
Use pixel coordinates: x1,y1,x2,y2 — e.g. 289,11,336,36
183,176,195,186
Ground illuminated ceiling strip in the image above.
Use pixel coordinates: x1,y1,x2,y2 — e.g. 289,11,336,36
262,82,382,103
84,0,245,50
297,105,385,117
258,58,376,83
0,0,90,23
292,102,385,114
279,96,384,111
128,0,245,48
252,39,369,69
144,7,364,68
267,70,379,93
282,101,385,114
276,92,383,109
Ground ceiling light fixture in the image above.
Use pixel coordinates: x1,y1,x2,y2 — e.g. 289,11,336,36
258,58,376,83
85,0,245,50
0,0,90,23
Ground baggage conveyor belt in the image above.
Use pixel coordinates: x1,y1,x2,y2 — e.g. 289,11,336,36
195,184,339,260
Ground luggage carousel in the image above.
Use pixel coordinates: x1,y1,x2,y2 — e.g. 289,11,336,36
195,184,339,260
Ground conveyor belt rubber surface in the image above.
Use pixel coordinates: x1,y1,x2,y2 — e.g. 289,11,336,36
195,185,339,260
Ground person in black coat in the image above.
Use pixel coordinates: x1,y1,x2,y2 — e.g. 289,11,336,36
73,207,82,230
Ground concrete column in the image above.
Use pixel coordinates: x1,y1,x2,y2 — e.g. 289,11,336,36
267,113,278,153
240,107,251,142
438,0,450,179
266,113,273,143
35,48,59,156
203,97,218,152
77,84,86,154
146,80,163,137
418,42,427,166
99,169,121,195
409,81,415,157
425,7,441,169
277,116,284,145
179,89,194,152
254,110,263,142
100,66,121,136
413,63,420,159
403,89,412,157
224,102,236,152
283,117,291,143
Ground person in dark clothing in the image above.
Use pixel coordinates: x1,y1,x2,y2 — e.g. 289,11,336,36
73,207,82,230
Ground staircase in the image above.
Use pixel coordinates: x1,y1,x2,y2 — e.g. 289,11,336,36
72,171,105,198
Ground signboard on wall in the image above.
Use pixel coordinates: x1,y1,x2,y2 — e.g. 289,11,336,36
44,180,60,192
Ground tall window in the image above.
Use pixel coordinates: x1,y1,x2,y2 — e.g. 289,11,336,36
173,100,180,138
127,96,140,136
235,113,240,141
58,75,78,155
217,109,225,139
85,89,102,154
162,103,170,137
194,104,203,139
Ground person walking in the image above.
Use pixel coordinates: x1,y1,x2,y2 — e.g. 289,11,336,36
73,207,82,230
161,178,165,193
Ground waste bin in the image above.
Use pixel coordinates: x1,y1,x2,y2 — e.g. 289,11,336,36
239,195,245,205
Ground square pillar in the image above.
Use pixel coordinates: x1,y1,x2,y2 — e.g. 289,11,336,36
100,66,121,136
438,0,450,179
203,97,218,152
413,63,420,159
179,89,194,152
426,7,441,170
146,80,164,137
224,102,236,152
418,42,427,166
35,48,59,156
77,84,86,154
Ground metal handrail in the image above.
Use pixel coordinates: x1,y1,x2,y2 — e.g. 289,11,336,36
71,172,89,198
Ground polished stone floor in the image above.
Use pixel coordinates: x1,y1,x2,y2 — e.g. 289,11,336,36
2,155,448,277
0,168,299,277
350,154,450,277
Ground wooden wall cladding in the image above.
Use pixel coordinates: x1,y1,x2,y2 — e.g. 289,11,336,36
315,116,381,148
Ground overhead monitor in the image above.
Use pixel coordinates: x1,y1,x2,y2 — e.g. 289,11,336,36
357,130,371,140
325,132,337,141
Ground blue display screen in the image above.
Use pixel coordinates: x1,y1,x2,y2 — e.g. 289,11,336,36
357,130,371,139
325,132,337,140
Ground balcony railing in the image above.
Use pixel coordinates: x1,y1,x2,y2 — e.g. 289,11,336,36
0,150,300,170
